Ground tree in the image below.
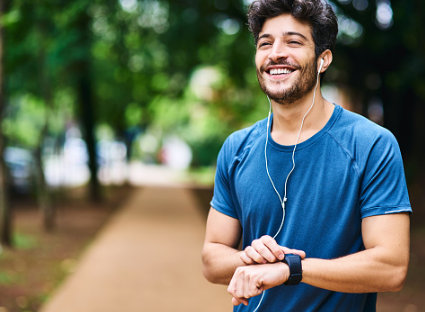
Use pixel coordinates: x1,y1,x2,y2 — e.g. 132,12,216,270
56,1,100,201
34,1,55,230
329,0,425,181
0,0,12,246
75,3,100,201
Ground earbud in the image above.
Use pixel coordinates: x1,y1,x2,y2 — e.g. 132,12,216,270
318,58,324,74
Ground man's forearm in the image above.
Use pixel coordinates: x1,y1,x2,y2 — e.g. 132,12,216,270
227,247,408,305
202,242,245,285
302,247,408,293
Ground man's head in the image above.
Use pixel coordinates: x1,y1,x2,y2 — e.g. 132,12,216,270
248,0,338,58
248,0,338,104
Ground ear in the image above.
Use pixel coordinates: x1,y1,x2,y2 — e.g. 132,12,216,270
317,49,333,74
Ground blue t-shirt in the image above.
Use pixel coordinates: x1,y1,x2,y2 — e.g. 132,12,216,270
211,104,411,312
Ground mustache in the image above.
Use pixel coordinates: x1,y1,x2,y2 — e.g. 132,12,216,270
260,60,301,72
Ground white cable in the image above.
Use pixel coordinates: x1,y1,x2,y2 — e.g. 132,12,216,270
253,68,321,312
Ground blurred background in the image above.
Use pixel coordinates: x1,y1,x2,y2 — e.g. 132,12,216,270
0,0,424,311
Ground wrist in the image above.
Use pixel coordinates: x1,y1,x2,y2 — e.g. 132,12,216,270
279,261,290,285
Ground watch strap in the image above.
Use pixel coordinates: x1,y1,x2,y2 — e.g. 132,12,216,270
282,254,302,285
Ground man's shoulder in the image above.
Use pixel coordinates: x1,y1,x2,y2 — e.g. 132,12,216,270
221,118,266,157
328,105,401,169
332,105,396,145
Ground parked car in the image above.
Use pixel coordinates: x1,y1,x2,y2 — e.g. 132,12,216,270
4,146,35,194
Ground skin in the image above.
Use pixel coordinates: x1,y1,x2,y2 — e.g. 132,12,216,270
202,13,410,307
255,13,334,145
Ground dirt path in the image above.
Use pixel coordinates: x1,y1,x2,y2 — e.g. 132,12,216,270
38,184,425,312
40,186,231,312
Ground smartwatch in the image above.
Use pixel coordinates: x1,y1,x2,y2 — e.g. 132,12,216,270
282,254,302,285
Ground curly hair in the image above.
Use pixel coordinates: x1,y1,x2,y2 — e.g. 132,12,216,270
247,0,338,57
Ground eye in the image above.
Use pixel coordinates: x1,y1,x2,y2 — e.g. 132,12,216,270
288,40,302,45
258,41,272,48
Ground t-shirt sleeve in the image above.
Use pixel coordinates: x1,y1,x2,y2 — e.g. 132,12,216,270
359,130,412,219
210,137,239,219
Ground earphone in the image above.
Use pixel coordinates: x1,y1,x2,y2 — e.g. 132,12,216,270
319,57,324,73
264,56,323,218
253,57,324,312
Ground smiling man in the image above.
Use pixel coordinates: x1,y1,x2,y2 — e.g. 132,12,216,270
202,1,411,311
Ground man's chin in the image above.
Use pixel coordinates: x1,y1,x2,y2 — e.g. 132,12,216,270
264,89,291,102
264,88,303,105
263,82,293,96
266,95,290,105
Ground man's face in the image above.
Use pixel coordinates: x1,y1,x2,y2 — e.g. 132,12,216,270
255,14,318,105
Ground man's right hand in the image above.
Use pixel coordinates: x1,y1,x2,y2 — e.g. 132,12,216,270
240,235,306,265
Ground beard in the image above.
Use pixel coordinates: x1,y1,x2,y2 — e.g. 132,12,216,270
257,58,318,105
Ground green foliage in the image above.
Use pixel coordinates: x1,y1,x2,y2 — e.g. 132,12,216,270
3,0,260,166
0,8,21,27
3,95,46,147
2,0,424,170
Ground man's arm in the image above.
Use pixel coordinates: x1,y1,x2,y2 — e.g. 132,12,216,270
228,213,410,304
201,207,244,285
202,208,306,285
301,212,410,292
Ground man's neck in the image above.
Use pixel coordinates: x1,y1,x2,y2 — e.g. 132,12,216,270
270,89,334,146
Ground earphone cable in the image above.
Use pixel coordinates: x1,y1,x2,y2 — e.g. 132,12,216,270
253,68,321,312
264,70,319,240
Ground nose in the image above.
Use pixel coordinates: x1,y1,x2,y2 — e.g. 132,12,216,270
268,40,288,63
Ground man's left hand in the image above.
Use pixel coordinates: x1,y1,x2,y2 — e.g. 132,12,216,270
227,262,289,306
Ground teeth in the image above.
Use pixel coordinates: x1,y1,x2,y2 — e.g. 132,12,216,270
270,68,293,75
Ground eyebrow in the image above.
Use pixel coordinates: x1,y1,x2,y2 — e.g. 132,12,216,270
258,31,309,42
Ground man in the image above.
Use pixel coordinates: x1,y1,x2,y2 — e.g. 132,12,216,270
202,0,411,311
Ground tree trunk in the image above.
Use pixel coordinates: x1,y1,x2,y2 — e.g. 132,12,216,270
36,22,55,231
75,7,100,202
0,0,12,247
78,72,100,201
34,123,54,231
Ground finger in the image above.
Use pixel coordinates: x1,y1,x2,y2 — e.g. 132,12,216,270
281,247,306,259
240,251,254,264
228,281,243,304
261,235,285,260
232,296,248,306
252,238,277,262
245,246,267,264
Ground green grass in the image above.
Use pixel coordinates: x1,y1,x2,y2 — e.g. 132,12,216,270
13,232,38,250
0,271,20,285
